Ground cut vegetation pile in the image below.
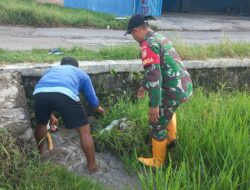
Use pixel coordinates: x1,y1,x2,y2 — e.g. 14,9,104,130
1,41,250,64
0,0,126,29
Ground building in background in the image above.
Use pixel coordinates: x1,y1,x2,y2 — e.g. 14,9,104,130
62,0,250,17
166,0,250,16
64,0,163,17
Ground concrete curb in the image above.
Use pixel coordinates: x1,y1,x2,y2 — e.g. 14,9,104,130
1,58,250,76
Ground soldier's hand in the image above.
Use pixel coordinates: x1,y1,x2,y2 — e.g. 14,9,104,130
149,107,160,123
137,86,146,99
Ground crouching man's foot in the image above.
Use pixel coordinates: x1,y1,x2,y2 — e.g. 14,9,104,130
88,164,99,174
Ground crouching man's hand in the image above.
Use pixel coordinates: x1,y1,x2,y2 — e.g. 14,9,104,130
50,114,58,126
95,106,105,115
49,114,58,132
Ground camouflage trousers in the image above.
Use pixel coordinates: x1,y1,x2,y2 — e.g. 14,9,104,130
149,104,179,141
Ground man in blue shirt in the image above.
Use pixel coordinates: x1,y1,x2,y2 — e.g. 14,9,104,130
33,57,104,174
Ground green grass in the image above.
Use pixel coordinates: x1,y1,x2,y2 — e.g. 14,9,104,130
94,89,250,189
0,0,127,29
0,46,140,64
1,90,249,189
1,41,250,64
174,40,250,60
0,130,104,190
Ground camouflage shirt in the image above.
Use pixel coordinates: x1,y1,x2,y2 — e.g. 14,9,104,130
140,32,193,107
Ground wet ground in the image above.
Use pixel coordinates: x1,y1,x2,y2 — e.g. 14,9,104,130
41,128,139,190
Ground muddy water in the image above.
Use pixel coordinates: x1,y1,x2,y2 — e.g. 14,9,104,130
41,128,139,190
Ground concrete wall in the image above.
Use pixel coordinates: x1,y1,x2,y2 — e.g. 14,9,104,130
1,58,249,131
2,58,250,91
0,72,34,143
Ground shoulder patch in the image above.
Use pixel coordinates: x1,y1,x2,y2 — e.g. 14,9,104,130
141,41,160,67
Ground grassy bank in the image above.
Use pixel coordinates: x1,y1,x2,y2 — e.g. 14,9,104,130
1,90,249,189
0,130,103,190
94,89,250,189
0,0,126,29
1,41,250,64
0,46,139,64
174,40,250,60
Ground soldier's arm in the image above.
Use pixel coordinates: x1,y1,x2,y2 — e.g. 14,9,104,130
143,64,162,107
141,41,162,107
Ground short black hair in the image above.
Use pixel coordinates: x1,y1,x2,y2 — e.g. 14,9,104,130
61,57,79,67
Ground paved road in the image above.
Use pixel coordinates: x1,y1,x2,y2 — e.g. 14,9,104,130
152,13,250,31
0,14,249,51
1,26,250,51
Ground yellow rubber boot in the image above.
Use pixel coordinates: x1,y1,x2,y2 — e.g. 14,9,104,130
138,138,168,168
166,113,177,147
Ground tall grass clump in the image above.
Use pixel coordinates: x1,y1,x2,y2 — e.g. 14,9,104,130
0,129,103,189
95,89,250,189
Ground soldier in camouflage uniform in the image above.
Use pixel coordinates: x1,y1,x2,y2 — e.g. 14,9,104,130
125,15,193,168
